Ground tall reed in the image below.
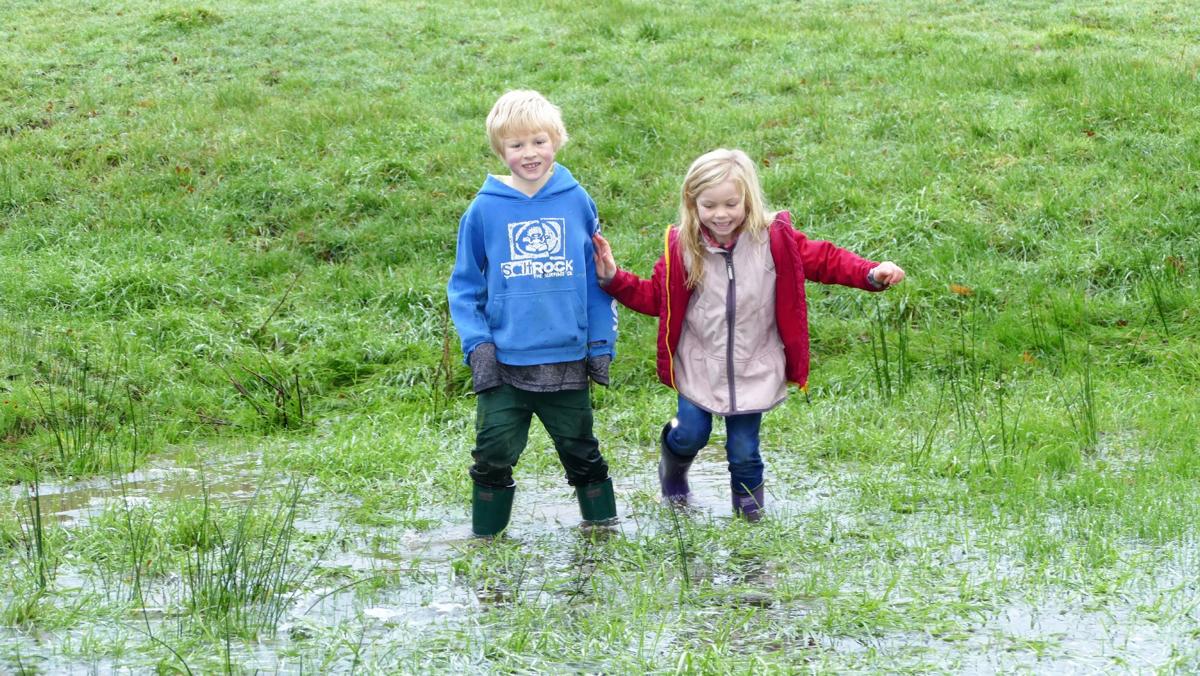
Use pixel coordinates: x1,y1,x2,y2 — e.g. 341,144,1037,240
666,503,691,601
22,450,50,592
31,351,147,477
864,297,913,402
1065,344,1099,452
215,272,309,430
182,478,309,637
215,356,307,431
1142,255,1172,341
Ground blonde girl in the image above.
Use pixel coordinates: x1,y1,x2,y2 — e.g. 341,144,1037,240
593,149,906,520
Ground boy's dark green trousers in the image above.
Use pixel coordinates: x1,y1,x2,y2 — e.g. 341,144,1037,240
469,384,609,489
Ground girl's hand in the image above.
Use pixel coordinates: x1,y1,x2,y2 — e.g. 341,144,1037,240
870,262,906,287
592,232,618,286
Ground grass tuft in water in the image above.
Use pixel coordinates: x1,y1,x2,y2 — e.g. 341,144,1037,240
182,478,310,637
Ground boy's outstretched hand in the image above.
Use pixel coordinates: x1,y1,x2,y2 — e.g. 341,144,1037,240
592,233,618,286
870,261,906,287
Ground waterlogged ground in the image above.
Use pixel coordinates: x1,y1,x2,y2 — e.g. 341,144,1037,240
4,434,1199,675
4,0,1200,671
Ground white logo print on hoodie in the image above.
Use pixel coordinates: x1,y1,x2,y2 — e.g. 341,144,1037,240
501,218,574,279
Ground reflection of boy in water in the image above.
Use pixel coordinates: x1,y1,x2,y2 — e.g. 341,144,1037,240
447,90,619,537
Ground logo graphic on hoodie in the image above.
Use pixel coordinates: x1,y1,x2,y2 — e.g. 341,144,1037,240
501,218,573,279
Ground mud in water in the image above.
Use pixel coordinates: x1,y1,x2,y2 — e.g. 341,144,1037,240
3,444,1198,674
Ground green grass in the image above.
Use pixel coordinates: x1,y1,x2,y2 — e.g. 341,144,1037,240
3,0,1200,672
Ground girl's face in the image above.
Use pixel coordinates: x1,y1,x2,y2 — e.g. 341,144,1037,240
694,180,745,244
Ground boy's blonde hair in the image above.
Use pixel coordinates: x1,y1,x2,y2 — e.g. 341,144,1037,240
485,90,569,157
677,149,770,289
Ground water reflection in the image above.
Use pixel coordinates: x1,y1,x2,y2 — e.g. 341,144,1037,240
4,442,1198,675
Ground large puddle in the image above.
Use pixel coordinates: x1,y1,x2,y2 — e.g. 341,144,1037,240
3,445,1198,674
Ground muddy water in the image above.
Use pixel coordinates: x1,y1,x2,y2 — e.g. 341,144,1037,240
9,444,814,552
1,451,806,674
4,446,1198,674
9,455,274,528
495,455,785,536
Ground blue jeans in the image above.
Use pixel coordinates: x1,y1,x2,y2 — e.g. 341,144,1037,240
663,396,763,493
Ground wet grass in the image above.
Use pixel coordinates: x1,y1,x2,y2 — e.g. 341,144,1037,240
180,479,310,635
3,0,1200,672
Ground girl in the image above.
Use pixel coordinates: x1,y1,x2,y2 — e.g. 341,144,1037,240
592,149,905,521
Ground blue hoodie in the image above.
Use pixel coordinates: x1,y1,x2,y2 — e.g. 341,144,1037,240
448,163,618,366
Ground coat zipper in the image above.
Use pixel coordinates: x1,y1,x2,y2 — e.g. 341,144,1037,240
721,251,737,412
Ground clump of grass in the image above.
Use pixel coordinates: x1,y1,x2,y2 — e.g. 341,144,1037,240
466,535,536,605
666,502,691,600
1140,254,1177,342
1044,25,1100,50
214,82,266,112
636,22,666,43
213,273,309,430
1,576,46,627
29,351,148,478
989,374,1029,475
864,296,913,402
0,507,19,552
152,8,224,30
16,449,53,594
215,357,307,431
182,479,311,637
907,380,945,469
6,455,55,627
1064,344,1099,452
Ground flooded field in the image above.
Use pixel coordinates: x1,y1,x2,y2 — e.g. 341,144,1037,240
5,0,1200,671
4,438,1198,675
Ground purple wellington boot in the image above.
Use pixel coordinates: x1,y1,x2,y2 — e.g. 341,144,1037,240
731,483,765,522
658,420,693,502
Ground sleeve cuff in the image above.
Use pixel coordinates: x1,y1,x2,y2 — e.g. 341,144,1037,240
587,354,611,386
468,342,501,393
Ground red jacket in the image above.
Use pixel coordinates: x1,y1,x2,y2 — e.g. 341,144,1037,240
605,211,882,390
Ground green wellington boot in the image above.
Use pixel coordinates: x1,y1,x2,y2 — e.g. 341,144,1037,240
576,477,618,523
472,481,516,537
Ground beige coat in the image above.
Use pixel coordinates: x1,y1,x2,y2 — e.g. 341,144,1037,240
674,233,787,415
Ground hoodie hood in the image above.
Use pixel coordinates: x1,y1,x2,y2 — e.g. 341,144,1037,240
478,163,580,201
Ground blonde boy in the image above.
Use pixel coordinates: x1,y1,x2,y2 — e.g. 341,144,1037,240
447,90,619,536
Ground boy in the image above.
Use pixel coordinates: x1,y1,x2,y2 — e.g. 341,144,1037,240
447,90,619,537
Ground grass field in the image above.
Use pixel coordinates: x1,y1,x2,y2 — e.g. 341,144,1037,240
3,0,1200,673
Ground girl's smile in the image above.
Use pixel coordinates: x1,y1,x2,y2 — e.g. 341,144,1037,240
695,180,746,244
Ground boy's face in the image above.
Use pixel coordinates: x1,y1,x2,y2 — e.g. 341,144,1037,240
501,129,557,195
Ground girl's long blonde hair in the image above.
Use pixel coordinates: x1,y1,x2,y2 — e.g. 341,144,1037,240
676,149,770,289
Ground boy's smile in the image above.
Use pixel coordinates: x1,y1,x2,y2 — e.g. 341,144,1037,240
502,130,557,196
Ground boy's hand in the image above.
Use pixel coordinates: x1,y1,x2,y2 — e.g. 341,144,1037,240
592,233,618,286
869,262,906,287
